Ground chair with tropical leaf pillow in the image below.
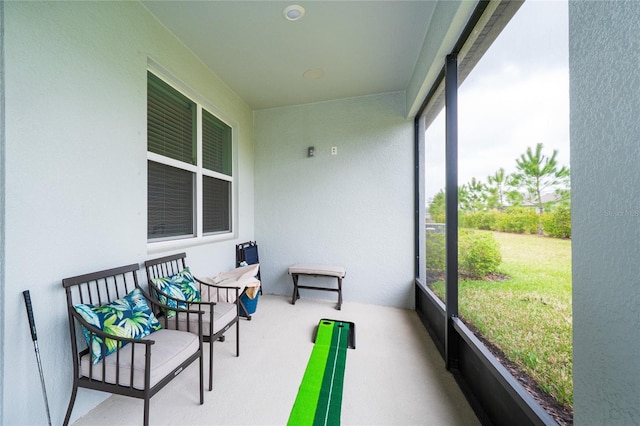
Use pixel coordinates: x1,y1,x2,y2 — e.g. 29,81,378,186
62,263,204,426
145,252,240,391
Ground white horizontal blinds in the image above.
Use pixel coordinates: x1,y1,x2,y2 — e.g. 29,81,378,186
147,72,196,165
147,161,195,239
202,109,232,176
203,176,231,234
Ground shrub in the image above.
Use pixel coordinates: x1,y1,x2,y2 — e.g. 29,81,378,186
461,211,479,229
542,206,571,238
426,231,446,272
427,229,503,279
459,230,502,278
501,207,539,234
461,210,501,231
478,209,501,230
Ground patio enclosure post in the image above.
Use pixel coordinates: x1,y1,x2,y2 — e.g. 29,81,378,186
444,53,459,370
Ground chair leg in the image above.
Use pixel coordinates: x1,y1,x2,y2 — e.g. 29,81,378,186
63,384,78,426
236,320,240,357
199,351,204,404
144,396,150,426
239,298,252,320
209,340,214,391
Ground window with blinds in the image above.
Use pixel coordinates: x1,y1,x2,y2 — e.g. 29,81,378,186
148,73,196,165
147,70,233,241
203,109,232,176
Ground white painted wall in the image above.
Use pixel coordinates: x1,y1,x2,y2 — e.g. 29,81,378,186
569,2,640,424
3,2,254,424
254,93,415,309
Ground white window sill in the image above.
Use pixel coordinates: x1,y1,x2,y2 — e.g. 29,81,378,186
147,232,234,255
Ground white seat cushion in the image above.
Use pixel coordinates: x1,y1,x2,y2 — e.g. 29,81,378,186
80,329,199,390
288,264,346,278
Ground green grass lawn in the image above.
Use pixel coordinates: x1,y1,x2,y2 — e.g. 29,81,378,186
430,231,573,408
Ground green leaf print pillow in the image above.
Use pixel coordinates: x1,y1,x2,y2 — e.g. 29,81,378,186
74,287,162,364
151,267,201,312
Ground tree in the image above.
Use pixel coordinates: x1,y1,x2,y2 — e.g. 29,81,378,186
428,190,446,223
487,168,507,209
465,177,488,211
487,168,526,210
458,185,471,212
513,143,570,233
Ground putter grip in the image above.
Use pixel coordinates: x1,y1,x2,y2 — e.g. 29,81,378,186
23,290,38,341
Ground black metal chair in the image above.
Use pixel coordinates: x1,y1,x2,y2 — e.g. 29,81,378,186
145,253,240,392
62,263,204,426
236,241,262,294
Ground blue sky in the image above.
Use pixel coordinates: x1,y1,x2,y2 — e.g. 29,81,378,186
425,0,569,201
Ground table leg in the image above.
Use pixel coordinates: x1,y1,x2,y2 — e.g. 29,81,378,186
291,274,299,305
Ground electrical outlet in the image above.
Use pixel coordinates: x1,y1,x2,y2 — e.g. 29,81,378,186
331,146,337,155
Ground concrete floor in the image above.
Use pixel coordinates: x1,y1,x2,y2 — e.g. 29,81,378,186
71,295,480,425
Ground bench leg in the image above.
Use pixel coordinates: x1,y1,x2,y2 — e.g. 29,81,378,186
337,277,343,310
291,274,299,305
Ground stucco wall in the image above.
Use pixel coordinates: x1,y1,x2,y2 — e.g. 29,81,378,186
570,2,640,424
3,2,254,424
254,92,415,309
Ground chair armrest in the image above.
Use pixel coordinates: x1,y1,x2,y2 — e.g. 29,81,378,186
194,276,241,305
70,308,156,346
194,276,241,290
146,281,214,309
147,286,211,309
143,286,206,336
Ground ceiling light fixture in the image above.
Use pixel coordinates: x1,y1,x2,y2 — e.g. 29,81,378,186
283,5,305,21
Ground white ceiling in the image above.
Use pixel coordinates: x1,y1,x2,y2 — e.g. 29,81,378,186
142,1,437,110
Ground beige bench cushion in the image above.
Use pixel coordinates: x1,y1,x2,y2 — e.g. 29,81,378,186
80,329,199,390
288,264,346,278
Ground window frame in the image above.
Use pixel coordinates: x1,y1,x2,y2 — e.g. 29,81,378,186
147,62,237,251
413,2,561,424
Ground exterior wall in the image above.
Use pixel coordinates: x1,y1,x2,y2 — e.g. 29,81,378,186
2,2,254,424
569,2,640,424
254,92,415,309
0,1,5,423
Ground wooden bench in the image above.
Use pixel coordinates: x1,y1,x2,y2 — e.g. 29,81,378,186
288,264,346,310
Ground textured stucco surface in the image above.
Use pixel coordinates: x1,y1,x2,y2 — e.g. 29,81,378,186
3,2,254,424
570,2,640,424
254,93,415,309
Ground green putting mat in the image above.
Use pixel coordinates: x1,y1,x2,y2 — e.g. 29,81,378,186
288,319,355,426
